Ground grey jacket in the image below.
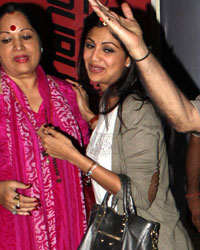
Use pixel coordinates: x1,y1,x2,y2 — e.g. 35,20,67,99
111,95,193,250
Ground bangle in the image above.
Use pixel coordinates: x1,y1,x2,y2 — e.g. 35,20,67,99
134,50,150,62
185,192,200,198
88,115,99,128
86,161,99,176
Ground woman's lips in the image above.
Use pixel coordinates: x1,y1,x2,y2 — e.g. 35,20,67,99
14,55,29,63
89,64,104,73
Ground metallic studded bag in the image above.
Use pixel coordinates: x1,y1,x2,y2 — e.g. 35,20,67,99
78,174,160,250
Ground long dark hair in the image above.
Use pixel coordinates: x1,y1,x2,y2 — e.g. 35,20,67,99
77,11,148,123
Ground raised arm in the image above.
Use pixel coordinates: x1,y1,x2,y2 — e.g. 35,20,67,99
88,0,200,133
185,134,200,232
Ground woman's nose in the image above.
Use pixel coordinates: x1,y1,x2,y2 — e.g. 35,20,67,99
91,48,101,61
13,39,25,51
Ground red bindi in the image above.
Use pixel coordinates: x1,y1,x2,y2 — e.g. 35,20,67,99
10,25,16,31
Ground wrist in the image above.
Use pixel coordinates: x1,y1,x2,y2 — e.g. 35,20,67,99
130,43,150,62
86,161,100,176
185,192,200,199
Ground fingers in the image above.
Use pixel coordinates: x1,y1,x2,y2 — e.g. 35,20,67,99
43,127,60,139
11,194,39,216
37,125,75,160
88,0,110,19
37,124,47,139
88,0,123,32
66,79,83,89
37,124,56,139
67,79,86,98
121,2,134,20
14,182,31,190
88,0,109,12
3,184,40,216
1,181,40,216
38,125,68,143
38,126,69,155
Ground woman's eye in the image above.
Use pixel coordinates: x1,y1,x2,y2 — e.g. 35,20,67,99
22,35,32,40
1,38,11,44
85,42,94,49
104,48,114,53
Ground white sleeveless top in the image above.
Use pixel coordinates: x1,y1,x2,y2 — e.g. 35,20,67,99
86,107,118,204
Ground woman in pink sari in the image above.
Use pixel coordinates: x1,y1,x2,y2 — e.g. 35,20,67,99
0,2,89,250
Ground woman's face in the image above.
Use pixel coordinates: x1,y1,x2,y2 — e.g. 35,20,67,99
83,26,130,92
0,11,41,78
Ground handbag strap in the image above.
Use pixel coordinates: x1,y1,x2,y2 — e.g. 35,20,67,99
126,175,136,214
102,174,137,215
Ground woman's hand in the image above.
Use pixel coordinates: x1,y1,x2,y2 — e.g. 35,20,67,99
0,181,39,216
37,125,81,165
67,79,95,122
38,125,122,194
88,0,149,60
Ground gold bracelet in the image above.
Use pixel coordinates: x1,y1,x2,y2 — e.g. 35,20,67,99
86,161,99,176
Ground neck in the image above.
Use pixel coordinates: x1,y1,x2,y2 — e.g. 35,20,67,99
8,71,43,113
10,73,38,93
107,96,119,109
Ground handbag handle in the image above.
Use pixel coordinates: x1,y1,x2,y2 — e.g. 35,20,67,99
102,174,136,216
119,174,136,215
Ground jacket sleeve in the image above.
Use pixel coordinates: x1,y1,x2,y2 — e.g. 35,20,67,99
115,99,165,210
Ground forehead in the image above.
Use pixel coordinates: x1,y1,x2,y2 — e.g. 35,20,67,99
87,26,121,45
0,11,31,30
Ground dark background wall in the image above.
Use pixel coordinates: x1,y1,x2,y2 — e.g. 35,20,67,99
161,0,200,93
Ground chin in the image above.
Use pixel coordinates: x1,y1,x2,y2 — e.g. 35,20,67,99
89,77,101,84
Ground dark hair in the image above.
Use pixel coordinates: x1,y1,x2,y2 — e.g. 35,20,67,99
0,2,46,41
77,11,148,123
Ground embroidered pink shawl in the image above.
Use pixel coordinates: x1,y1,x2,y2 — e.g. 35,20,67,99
0,66,89,250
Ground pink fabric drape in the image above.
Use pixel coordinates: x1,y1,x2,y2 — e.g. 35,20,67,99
0,66,89,250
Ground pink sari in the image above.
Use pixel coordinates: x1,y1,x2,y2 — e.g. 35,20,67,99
0,66,89,250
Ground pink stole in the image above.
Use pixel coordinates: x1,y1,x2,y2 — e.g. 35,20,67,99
0,66,87,250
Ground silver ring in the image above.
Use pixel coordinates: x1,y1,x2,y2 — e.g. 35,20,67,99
12,210,17,215
15,201,21,209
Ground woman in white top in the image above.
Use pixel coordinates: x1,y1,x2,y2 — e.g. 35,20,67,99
38,3,193,249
